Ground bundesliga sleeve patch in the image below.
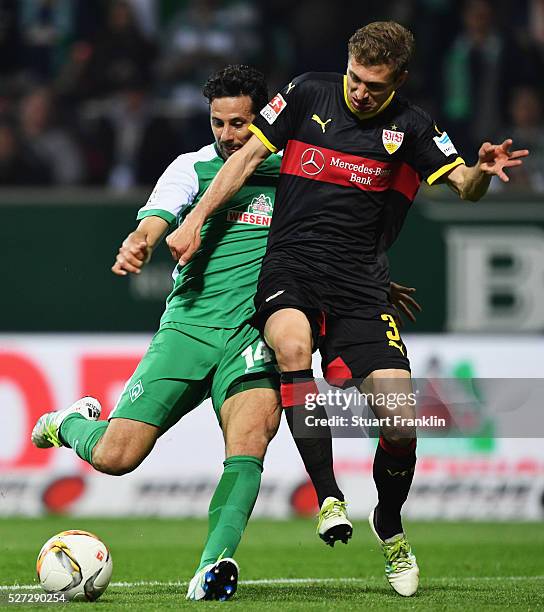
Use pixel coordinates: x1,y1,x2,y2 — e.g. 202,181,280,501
433,131,457,156
260,93,287,125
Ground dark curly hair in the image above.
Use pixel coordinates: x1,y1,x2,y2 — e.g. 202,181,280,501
202,65,269,114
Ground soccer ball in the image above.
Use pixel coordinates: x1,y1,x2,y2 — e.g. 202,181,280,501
36,530,113,601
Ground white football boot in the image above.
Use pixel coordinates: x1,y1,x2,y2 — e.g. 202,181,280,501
186,558,239,601
317,496,353,546
31,396,102,448
368,507,419,596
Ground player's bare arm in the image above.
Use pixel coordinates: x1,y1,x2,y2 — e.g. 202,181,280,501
445,139,529,201
166,135,271,265
112,215,169,276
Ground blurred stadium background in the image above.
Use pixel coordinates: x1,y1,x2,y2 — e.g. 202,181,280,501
1,0,544,599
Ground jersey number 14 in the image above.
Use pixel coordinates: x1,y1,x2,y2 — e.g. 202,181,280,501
241,341,273,371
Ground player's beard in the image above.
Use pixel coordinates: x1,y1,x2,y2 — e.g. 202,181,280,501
218,142,241,160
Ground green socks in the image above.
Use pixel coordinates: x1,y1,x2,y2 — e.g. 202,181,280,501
59,413,108,465
59,421,262,570
197,455,263,571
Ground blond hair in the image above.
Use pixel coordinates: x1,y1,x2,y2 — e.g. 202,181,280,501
348,22,415,76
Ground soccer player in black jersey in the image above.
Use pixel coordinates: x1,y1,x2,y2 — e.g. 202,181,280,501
166,22,529,596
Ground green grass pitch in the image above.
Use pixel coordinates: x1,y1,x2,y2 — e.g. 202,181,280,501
1,517,543,610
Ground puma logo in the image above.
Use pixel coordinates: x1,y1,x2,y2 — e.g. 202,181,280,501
312,114,332,133
265,290,285,302
388,340,405,355
286,82,295,94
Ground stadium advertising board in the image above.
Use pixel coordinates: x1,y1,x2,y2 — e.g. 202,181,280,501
1,334,543,520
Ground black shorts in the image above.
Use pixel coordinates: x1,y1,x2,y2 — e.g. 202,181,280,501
253,277,322,337
319,311,410,386
254,270,411,385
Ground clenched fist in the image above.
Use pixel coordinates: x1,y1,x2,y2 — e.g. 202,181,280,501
111,230,151,276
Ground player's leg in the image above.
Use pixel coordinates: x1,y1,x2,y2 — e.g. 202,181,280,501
321,311,418,595
264,308,348,542
199,387,281,572
32,396,162,474
32,325,212,475
364,369,419,597
357,314,416,542
365,370,417,540
187,322,281,600
90,419,160,475
264,307,313,372
221,386,281,460
187,387,281,601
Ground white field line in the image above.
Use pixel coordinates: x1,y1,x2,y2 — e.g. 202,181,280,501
1,576,543,591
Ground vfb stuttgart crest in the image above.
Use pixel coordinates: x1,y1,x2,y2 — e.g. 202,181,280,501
382,129,404,155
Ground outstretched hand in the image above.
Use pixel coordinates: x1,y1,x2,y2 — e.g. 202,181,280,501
477,139,529,183
166,211,204,265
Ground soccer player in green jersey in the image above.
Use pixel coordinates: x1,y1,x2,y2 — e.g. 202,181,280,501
31,65,284,602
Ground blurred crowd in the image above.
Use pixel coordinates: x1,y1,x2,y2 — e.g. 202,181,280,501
0,0,543,191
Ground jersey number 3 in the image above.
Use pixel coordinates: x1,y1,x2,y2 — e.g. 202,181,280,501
380,314,405,355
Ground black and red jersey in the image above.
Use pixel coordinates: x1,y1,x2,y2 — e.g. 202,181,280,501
249,72,464,312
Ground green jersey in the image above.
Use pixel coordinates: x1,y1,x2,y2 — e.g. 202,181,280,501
137,143,281,328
